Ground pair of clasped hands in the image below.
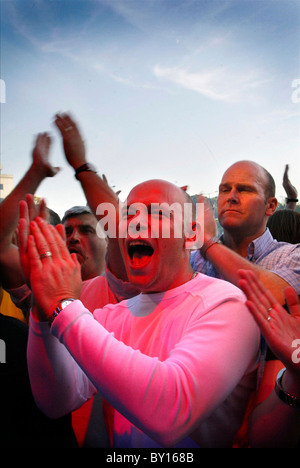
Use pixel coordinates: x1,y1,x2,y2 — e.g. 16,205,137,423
18,195,82,322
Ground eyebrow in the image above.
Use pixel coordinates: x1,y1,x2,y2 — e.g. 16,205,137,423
121,204,151,215
65,224,96,231
219,182,256,191
121,203,176,217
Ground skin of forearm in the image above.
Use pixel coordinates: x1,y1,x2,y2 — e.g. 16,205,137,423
0,163,49,289
249,391,300,447
76,171,119,220
249,364,300,447
205,243,288,305
76,171,128,281
286,201,297,210
0,163,47,249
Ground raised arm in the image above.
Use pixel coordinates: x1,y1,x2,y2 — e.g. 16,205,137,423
54,113,127,281
0,133,59,289
283,164,298,210
205,242,292,305
198,198,298,305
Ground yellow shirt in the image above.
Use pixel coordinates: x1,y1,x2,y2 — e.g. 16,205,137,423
0,288,26,323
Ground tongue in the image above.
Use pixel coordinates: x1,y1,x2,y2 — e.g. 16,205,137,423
132,249,152,265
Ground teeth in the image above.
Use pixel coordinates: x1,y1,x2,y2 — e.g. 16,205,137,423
128,240,150,246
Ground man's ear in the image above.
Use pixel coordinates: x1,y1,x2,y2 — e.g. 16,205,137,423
184,221,203,250
266,197,277,217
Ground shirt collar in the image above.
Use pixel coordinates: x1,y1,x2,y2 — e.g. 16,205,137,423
247,228,274,261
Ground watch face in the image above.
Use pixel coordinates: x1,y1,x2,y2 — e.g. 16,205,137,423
61,300,74,309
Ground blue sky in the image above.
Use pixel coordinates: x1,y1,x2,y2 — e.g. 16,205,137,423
1,0,299,217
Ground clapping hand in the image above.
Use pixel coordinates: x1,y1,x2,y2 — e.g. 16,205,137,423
32,132,60,178
18,200,81,320
54,113,86,170
238,269,300,375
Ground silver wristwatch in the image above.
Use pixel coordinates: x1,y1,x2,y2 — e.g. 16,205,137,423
48,299,75,327
275,368,300,408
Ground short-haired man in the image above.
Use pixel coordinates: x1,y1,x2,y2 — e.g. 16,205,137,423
20,178,260,448
62,205,107,281
191,160,300,305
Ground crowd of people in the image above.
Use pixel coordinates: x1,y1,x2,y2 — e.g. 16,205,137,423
0,112,299,448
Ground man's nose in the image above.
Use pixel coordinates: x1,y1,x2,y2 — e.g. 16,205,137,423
128,216,148,233
226,188,239,203
127,211,149,236
68,229,81,243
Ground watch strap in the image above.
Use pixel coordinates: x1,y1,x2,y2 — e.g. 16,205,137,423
48,299,75,327
200,236,221,260
75,163,97,180
275,368,300,408
285,198,298,203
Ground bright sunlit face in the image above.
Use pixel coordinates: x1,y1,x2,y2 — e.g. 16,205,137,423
217,161,277,238
119,180,194,293
64,213,107,281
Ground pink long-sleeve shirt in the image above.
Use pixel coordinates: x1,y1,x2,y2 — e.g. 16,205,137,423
27,273,260,448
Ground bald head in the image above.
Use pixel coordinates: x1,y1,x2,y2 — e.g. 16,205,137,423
127,179,188,204
126,179,196,224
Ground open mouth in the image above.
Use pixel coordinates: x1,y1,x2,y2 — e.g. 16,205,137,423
127,240,154,267
69,247,82,255
68,247,85,263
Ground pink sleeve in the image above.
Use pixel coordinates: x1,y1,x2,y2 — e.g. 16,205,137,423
27,308,96,417
46,299,259,446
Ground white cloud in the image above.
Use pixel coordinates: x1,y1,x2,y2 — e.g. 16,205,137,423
153,64,271,103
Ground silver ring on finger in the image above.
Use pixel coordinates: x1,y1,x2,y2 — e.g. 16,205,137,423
40,251,52,259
